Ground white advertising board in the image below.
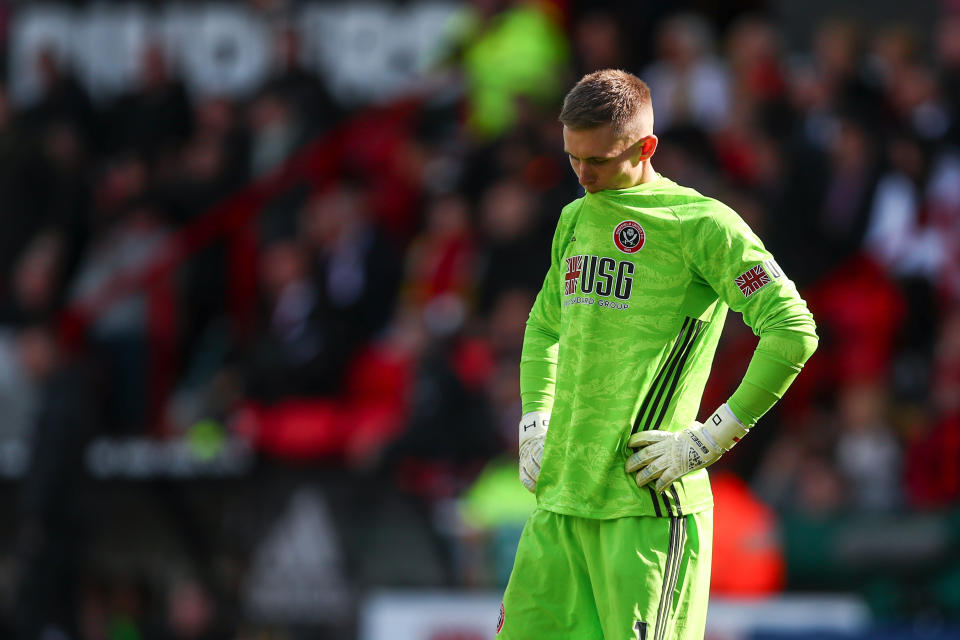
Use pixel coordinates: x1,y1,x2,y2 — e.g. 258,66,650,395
9,2,459,105
360,591,501,640
359,591,871,640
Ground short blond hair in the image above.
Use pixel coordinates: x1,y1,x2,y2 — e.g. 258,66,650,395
559,69,653,138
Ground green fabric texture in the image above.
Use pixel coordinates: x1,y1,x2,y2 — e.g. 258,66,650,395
519,325,558,413
521,175,817,519
728,344,809,426
499,509,713,639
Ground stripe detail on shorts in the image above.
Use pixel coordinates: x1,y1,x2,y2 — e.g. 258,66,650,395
654,516,688,640
661,484,685,518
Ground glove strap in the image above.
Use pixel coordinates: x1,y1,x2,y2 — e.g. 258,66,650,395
519,411,549,446
702,403,749,452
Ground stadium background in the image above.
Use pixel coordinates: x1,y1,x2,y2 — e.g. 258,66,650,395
0,0,957,638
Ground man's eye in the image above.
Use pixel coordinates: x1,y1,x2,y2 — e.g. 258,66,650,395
587,158,608,166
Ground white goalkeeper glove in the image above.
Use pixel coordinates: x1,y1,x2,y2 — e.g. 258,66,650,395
625,404,748,493
519,411,549,493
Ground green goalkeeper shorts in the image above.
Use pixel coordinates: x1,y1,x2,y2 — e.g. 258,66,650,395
497,508,713,640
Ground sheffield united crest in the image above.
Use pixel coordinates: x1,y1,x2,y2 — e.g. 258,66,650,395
614,220,645,254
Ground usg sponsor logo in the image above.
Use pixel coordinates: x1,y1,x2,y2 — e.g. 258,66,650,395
564,254,635,301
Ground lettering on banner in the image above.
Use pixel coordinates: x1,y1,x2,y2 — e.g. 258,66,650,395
8,2,459,104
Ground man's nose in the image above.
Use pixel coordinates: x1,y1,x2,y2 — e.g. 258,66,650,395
579,168,595,185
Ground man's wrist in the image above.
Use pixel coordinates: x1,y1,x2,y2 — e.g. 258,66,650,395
519,411,549,445
702,403,749,452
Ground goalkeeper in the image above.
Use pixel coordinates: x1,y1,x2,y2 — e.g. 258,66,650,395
499,69,818,640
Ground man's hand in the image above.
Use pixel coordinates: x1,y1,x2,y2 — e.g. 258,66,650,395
625,404,747,493
519,412,549,493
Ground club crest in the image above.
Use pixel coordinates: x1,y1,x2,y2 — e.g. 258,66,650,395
614,220,645,254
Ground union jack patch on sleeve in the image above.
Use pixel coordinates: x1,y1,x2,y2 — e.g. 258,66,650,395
735,264,771,297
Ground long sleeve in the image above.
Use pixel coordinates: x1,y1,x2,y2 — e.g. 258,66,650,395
520,322,559,414
520,202,578,414
682,203,818,426
727,300,818,425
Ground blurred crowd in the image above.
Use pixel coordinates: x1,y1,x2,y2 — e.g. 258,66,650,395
1,0,960,638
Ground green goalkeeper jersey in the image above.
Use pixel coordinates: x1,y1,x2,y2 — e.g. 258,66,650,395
521,175,818,519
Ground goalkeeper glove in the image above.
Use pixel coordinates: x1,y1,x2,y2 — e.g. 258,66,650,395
625,404,748,493
519,411,549,493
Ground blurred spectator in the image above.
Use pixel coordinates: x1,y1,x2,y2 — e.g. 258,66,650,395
23,47,96,143
926,153,960,305
300,183,401,343
239,183,403,397
643,13,731,134
263,26,341,137
339,307,426,467
0,233,67,441
885,63,950,141
834,380,903,512
814,116,879,260
104,43,193,168
166,97,250,365
403,193,477,318
0,232,65,326
726,16,789,116
864,132,945,283
773,117,881,286
167,98,248,218
710,472,786,595
475,177,551,314
572,10,627,75
809,19,879,121
0,114,89,305
243,238,340,401
863,133,948,406
451,0,570,139
69,201,171,432
905,307,960,508
248,90,306,179
385,329,499,498
455,455,536,588
937,14,960,145
0,329,37,442
17,325,97,640
753,413,849,515
933,308,960,417
805,257,906,385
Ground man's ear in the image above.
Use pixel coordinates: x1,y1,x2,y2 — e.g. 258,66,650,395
635,135,658,163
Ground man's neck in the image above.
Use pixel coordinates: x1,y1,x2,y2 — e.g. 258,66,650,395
631,162,658,186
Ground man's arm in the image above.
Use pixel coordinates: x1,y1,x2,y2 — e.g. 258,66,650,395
691,208,818,426
628,203,817,492
520,323,559,414
726,300,818,426
518,205,574,491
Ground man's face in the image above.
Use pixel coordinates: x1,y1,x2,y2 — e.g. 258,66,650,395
563,124,650,193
